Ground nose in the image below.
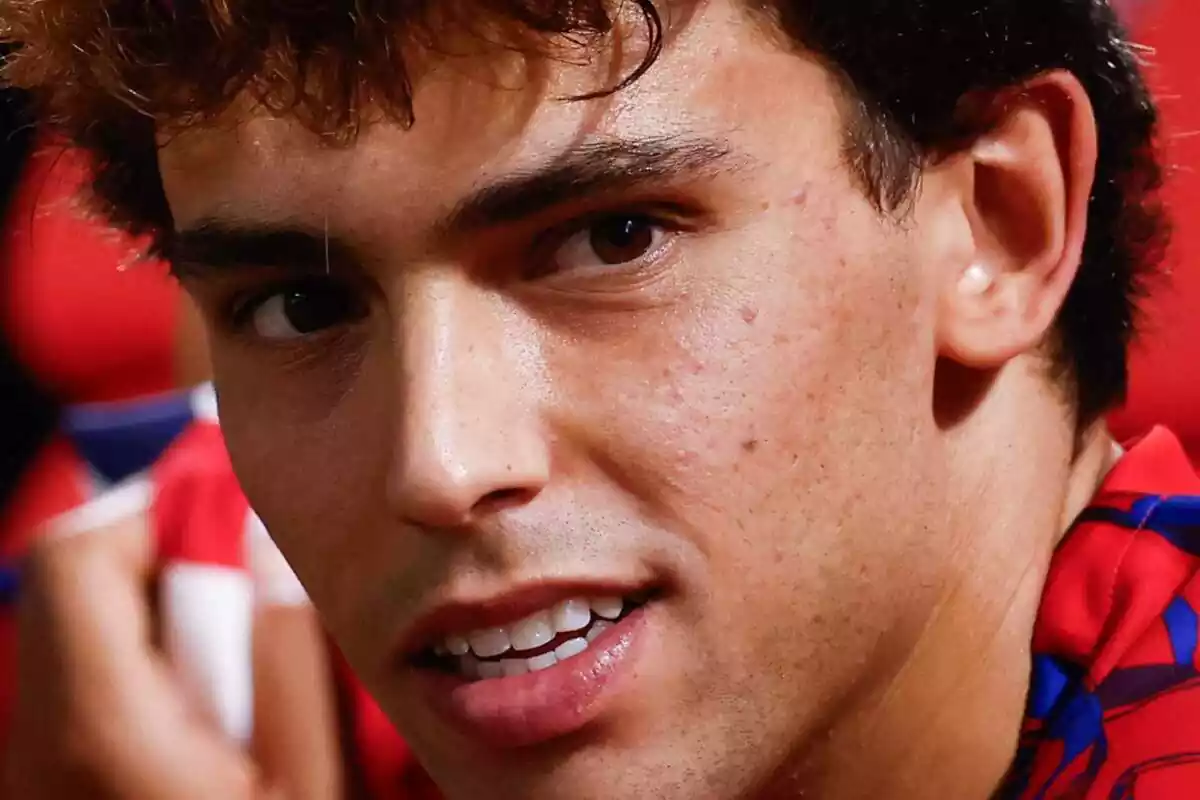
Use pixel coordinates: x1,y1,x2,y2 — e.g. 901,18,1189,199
386,274,550,529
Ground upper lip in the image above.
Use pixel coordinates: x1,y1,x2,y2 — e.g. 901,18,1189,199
398,579,653,660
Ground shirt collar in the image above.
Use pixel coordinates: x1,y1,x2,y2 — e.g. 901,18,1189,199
1096,426,1200,499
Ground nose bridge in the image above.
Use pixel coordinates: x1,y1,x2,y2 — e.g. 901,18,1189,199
389,273,546,526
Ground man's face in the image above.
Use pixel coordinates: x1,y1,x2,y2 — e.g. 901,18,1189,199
161,3,982,797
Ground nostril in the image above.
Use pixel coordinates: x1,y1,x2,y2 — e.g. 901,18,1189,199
475,486,538,514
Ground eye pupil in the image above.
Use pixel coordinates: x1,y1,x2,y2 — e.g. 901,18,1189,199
268,285,364,336
589,216,656,264
281,291,334,334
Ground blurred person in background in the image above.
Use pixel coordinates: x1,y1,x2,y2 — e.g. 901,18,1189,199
0,130,208,562
0,117,349,795
16,385,346,799
0,83,212,722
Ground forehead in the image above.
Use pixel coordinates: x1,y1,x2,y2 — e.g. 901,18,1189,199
158,2,839,232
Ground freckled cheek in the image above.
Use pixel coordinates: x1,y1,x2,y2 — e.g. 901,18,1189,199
557,295,839,500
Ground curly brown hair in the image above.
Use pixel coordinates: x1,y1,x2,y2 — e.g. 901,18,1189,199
0,0,1170,422
1,1,666,237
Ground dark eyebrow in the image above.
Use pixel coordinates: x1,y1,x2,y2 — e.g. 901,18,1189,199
167,135,738,277
165,220,353,280
439,135,737,236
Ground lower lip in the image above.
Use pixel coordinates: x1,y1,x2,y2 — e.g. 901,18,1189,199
415,605,649,749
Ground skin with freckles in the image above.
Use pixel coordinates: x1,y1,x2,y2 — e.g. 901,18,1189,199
157,2,1113,798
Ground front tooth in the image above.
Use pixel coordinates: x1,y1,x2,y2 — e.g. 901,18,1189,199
527,651,558,672
477,660,505,679
553,598,592,633
554,637,589,661
502,659,529,677
590,596,624,620
445,635,470,656
509,612,555,651
469,627,512,658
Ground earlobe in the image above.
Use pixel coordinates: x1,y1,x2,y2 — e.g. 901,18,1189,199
938,261,1008,365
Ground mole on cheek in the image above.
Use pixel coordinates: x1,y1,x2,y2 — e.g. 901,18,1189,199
741,307,759,324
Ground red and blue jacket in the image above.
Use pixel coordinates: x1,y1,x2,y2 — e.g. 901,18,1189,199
1003,427,1200,798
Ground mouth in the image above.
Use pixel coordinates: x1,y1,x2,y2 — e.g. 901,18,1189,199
414,590,653,680
405,584,660,749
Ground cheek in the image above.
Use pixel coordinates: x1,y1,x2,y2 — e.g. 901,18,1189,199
563,214,933,526
558,215,938,665
209,348,393,631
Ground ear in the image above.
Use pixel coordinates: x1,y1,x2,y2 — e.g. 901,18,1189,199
935,70,1097,367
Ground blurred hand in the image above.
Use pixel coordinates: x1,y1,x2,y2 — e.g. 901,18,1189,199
5,511,278,800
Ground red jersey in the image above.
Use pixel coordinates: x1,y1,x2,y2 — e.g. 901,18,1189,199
1002,427,1200,798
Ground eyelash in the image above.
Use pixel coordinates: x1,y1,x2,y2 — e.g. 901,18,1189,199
521,203,694,281
534,202,691,247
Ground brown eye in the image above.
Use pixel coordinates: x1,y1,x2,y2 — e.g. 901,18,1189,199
549,214,669,274
248,281,368,341
588,216,659,264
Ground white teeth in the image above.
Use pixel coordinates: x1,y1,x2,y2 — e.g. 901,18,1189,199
509,611,555,652
467,651,557,681
469,628,512,659
553,598,593,633
501,659,529,677
590,596,624,620
444,591,645,679
554,637,589,661
477,660,505,679
527,651,558,672
586,620,612,643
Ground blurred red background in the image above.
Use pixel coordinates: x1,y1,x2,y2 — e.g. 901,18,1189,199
1109,0,1200,457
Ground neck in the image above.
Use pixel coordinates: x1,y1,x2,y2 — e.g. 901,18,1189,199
770,420,1120,799
1059,423,1123,534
